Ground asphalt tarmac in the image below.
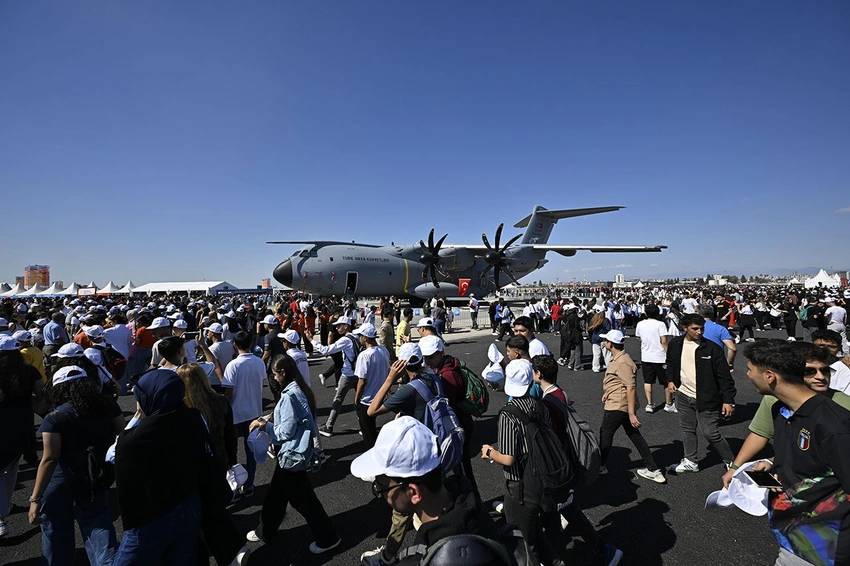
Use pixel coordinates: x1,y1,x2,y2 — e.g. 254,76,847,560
2,325,779,565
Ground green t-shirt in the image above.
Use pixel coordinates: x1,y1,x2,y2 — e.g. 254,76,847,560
748,390,850,439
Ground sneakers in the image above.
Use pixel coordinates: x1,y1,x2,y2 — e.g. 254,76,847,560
318,424,334,438
734,336,740,344
360,546,390,565
492,500,504,514
787,337,797,341
663,403,678,413
644,403,654,414
0,519,7,538
636,468,667,483
246,530,263,543
557,358,567,366
308,537,341,554
673,458,699,473
600,544,624,566
746,338,755,342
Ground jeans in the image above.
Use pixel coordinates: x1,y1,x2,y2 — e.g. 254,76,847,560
356,403,378,449
235,420,257,488
1,457,19,518
676,392,734,464
325,374,357,429
434,319,445,337
255,466,337,555
470,311,479,329
568,341,582,369
599,410,659,471
503,480,568,566
40,482,117,566
591,343,606,372
113,495,201,566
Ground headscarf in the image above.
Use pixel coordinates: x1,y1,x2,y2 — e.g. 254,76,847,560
134,368,185,416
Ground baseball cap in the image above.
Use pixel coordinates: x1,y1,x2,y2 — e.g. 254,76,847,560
0,336,20,351
261,315,278,325
352,323,377,339
172,319,188,330
52,365,88,386
350,416,440,482
279,329,301,344
12,330,32,343
148,317,171,330
417,317,435,328
599,330,625,345
398,342,422,365
53,343,85,358
504,359,533,397
332,316,351,326
419,335,444,357
83,325,105,339
204,322,224,334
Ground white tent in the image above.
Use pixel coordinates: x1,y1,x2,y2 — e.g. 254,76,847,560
60,283,81,296
131,281,238,295
97,281,121,295
633,281,645,288
113,281,136,295
787,278,801,286
38,282,66,296
16,284,47,297
86,281,98,289
804,269,840,289
1,283,25,297
0,282,10,293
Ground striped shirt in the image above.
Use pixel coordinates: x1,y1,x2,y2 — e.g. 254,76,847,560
497,396,551,482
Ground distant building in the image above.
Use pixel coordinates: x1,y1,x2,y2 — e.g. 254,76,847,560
260,278,271,289
708,274,728,286
15,276,25,286
24,265,50,287
615,273,625,284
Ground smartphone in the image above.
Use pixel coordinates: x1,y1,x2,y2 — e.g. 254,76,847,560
744,470,782,488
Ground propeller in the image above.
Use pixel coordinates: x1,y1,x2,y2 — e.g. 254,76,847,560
419,228,448,287
481,223,523,290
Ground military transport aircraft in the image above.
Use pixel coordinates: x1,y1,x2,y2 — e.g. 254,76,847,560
269,205,666,300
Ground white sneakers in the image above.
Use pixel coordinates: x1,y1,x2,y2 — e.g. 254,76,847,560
644,403,654,413
227,546,251,566
663,403,678,413
636,468,667,483
674,458,699,473
309,538,342,554
246,530,262,543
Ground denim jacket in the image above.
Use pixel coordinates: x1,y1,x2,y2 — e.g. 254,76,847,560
264,381,316,471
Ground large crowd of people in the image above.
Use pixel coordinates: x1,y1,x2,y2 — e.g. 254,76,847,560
0,283,849,565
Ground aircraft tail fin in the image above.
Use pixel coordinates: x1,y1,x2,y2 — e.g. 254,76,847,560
515,206,624,244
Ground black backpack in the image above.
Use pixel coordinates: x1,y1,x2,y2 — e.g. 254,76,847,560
502,400,573,505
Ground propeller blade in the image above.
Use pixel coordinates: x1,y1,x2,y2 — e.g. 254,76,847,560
428,228,435,249
482,232,493,251
501,233,523,252
428,265,440,288
434,233,448,252
502,265,522,286
493,266,501,290
419,240,430,255
481,264,494,277
494,223,504,249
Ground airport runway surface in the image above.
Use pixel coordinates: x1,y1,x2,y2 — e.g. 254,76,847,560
2,326,779,565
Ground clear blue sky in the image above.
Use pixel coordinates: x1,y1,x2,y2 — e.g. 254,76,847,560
1,1,848,287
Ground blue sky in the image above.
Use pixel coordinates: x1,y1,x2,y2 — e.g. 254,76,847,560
1,1,848,288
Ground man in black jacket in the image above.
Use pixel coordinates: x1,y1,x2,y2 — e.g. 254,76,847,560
665,313,736,473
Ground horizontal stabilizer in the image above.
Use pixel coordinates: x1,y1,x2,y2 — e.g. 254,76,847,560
513,206,624,228
532,244,667,257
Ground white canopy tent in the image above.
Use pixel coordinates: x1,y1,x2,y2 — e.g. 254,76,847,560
60,283,81,296
787,278,801,286
113,281,136,295
38,282,66,297
804,269,840,289
16,284,47,297
97,281,121,294
86,281,98,289
131,281,238,295
1,283,25,297
633,281,645,288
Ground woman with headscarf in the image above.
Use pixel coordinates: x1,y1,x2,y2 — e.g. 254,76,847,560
112,368,209,565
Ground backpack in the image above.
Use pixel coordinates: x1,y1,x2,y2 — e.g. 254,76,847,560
48,408,115,504
399,533,519,566
503,400,573,505
410,377,466,476
344,333,363,365
798,305,809,322
458,362,490,417
547,398,601,486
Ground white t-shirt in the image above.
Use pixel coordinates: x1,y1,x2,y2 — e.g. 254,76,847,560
222,353,266,424
635,318,669,363
826,306,847,326
103,324,131,359
354,345,390,406
829,360,850,395
287,347,311,388
529,337,551,358
210,340,236,372
183,338,198,364
681,298,699,314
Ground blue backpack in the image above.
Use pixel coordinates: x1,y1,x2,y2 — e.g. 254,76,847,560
410,376,466,476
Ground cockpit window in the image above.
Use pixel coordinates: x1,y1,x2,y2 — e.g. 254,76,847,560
299,249,311,258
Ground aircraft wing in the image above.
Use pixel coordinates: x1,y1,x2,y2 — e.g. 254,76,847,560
266,240,383,248
532,244,667,257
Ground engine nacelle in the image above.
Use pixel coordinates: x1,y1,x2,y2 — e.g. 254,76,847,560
413,282,460,299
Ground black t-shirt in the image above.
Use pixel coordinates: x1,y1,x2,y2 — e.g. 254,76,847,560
383,373,439,423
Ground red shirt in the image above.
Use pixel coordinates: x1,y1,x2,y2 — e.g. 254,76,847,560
551,304,562,321
134,327,156,349
542,385,569,441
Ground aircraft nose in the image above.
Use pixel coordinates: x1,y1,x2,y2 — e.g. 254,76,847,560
273,260,293,287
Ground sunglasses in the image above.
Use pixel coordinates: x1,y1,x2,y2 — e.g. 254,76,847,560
371,479,407,499
803,366,830,377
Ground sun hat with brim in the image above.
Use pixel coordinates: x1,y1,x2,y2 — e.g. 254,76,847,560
417,317,435,328
52,343,85,358
148,317,171,330
52,365,87,386
173,319,188,330
599,330,625,345
12,330,32,343
278,329,301,344
204,322,224,334
352,323,378,339
331,316,351,326
419,335,444,357
504,359,533,397
83,325,105,339
261,315,278,325
0,336,20,351
398,342,422,365
350,416,439,483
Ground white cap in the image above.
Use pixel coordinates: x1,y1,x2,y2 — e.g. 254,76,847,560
398,342,422,365
52,365,87,386
352,323,377,339
504,359,533,397
0,336,20,351
224,310,236,318
0,317,8,327
148,317,171,330
12,330,32,343
261,315,278,325
83,325,105,339
53,343,85,358
599,330,625,345
279,329,300,344
84,348,106,368
172,319,188,330
332,316,351,326
417,317,435,328
350,416,440,482
419,335,444,357
204,322,224,334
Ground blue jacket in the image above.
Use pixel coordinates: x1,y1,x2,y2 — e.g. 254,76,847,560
264,381,316,471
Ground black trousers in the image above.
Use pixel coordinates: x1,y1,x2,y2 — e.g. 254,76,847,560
255,466,338,551
599,409,659,471
498,322,513,340
356,403,378,449
503,480,568,566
